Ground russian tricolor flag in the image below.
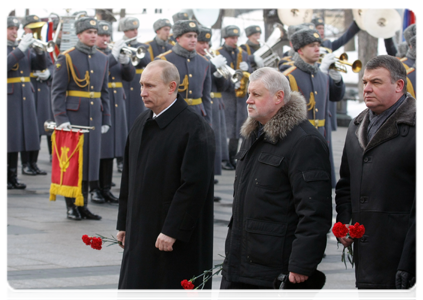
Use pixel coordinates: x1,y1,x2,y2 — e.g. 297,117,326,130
402,9,416,41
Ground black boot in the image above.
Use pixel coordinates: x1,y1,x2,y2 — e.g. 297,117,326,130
99,158,118,203
30,162,47,175
221,160,235,170
4,162,14,190
78,181,102,220
65,197,82,220
22,163,37,175
90,188,106,204
8,168,26,189
228,138,239,169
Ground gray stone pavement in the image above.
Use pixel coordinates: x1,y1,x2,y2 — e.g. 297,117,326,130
6,124,417,299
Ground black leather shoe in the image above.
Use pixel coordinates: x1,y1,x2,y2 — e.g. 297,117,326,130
221,160,235,171
22,163,37,175
9,177,26,190
117,161,123,173
214,196,221,202
7,181,14,190
101,190,119,203
30,163,47,175
90,188,106,204
78,207,102,220
67,206,82,220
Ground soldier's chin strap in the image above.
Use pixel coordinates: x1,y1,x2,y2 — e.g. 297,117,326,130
65,53,90,88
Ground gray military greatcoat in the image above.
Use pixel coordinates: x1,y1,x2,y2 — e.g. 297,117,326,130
121,39,151,131
31,52,54,136
7,44,46,153
100,48,135,159
215,44,252,139
51,46,111,181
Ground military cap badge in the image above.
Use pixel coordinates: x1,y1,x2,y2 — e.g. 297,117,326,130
314,33,320,38
166,20,170,23
103,25,108,30
233,29,239,33
133,21,138,26
189,22,196,28
13,18,18,23
309,25,314,29
205,33,211,38
256,27,260,31
90,20,96,25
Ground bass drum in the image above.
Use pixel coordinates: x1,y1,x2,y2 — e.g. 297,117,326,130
277,9,313,26
182,9,221,27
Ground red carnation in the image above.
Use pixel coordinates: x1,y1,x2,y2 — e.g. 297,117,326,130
82,234,92,245
332,222,348,238
348,222,365,239
90,237,103,250
181,279,195,289
187,290,199,300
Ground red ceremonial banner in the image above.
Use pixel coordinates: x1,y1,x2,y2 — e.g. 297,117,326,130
49,129,84,206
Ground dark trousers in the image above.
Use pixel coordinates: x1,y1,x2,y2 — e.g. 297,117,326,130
8,152,18,169
358,288,402,300
217,276,276,300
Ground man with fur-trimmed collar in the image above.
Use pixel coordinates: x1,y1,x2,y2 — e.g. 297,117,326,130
335,55,415,289
156,20,212,124
283,28,345,188
221,67,332,289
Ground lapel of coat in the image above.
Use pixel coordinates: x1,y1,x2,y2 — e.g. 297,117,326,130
354,94,415,153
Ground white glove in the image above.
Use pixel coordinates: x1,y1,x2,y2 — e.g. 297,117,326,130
57,122,71,130
18,33,34,52
328,69,342,83
112,40,127,61
253,54,264,68
235,81,241,89
118,53,130,65
319,53,336,74
101,125,110,134
34,69,51,81
210,55,227,69
239,61,249,71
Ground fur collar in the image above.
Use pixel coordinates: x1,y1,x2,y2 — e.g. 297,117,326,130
294,55,319,74
354,93,415,151
240,91,307,143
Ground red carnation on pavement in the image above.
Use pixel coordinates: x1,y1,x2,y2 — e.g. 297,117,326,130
181,279,195,289
187,290,199,300
348,222,365,239
90,237,103,250
82,234,92,245
332,222,349,238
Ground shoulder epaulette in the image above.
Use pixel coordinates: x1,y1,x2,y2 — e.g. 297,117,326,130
399,57,408,62
282,66,297,76
145,40,153,45
407,67,415,75
198,53,209,62
62,47,75,55
96,49,107,56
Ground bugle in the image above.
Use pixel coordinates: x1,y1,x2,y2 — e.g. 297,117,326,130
44,121,94,133
204,49,242,83
319,52,362,73
105,41,146,66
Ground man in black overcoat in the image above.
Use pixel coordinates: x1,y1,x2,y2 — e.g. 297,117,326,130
116,60,215,289
335,55,415,289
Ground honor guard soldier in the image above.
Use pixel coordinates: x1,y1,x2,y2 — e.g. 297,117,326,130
311,17,360,53
7,16,46,189
156,20,213,124
215,25,252,169
282,28,345,187
196,25,231,196
20,15,53,176
119,17,152,131
170,12,190,44
241,25,264,70
51,16,111,220
407,34,420,102
145,18,173,60
92,21,135,204
398,24,416,97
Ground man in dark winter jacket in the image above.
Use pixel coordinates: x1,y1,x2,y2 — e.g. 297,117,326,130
221,67,332,289
335,55,415,289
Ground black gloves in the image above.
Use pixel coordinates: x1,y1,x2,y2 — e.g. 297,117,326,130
395,270,416,289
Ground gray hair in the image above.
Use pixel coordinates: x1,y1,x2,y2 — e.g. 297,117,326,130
144,60,180,95
249,67,291,103
365,55,407,93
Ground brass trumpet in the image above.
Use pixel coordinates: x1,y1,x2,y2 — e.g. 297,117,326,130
105,41,146,66
320,52,362,73
44,121,94,133
204,49,242,83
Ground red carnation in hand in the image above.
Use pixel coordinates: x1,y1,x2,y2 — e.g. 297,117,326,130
187,290,199,300
332,222,349,238
181,279,195,289
348,222,365,239
82,234,92,245
90,237,103,250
